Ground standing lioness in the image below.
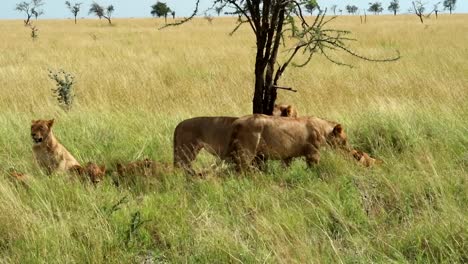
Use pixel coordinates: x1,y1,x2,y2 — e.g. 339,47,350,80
228,115,349,171
173,116,238,174
31,119,80,174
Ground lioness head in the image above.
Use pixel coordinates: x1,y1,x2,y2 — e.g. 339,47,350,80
86,162,106,184
31,119,54,145
326,124,349,150
273,104,298,117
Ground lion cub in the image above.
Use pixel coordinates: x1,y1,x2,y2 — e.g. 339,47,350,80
31,119,80,174
273,104,298,117
351,149,383,167
70,162,106,185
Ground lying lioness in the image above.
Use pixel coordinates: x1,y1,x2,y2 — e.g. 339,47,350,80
70,162,106,185
351,150,383,167
7,169,29,187
116,159,171,178
228,114,349,171
273,104,298,117
31,119,81,174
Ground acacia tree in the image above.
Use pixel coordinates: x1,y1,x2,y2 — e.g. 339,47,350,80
164,0,399,115
368,2,383,15
15,0,44,25
388,0,399,16
304,0,319,15
151,2,172,24
346,5,358,15
330,5,337,15
65,1,82,24
443,0,456,14
412,1,426,23
89,2,114,24
433,3,440,18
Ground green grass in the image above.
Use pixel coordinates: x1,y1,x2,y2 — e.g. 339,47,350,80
0,15,467,263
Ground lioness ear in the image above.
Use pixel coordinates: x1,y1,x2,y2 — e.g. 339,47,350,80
100,165,106,172
286,106,293,116
333,124,343,135
31,120,37,124
47,119,55,128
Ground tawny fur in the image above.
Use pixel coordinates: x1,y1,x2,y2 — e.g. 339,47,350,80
70,163,106,185
351,150,383,167
116,159,171,178
31,119,80,174
273,104,298,117
173,116,238,174
7,169,30,187
228,114,349,171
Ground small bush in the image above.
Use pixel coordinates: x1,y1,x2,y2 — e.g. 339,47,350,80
48,69,75,111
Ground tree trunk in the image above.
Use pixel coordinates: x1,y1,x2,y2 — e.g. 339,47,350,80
394,10,396,16
253,65,265,114
25,14,32,26
74,15,77,24
263,9,285,115
253,35,267,114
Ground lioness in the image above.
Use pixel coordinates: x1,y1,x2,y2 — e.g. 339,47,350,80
31,119,81,174
70,163,106,185
228,114,349,170
351,150,382,167
273,104,298,117
173,116,238,174
116,159,171,178
7,169,29,187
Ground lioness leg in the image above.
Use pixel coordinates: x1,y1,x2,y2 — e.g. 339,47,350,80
282,158,293,168
230,139,257,172
174,144,202,175
304,144,320,167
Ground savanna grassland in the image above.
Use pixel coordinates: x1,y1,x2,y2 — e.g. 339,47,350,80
0,14,467,263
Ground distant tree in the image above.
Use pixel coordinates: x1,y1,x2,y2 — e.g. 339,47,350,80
346,5,358,15
65,1,82,24
151,2,171,24
89,2,114,24
304,0,319,15
15,0,44,25
412,1,426,23
29,24,39,40
330,5,338,15
443,0,456,14
388,0,400,16
368,2,383,15
32,7,43,20
339,9,343,15
215,6,223,16
204,14,214,24
171,10,176,20
433,3,440,18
